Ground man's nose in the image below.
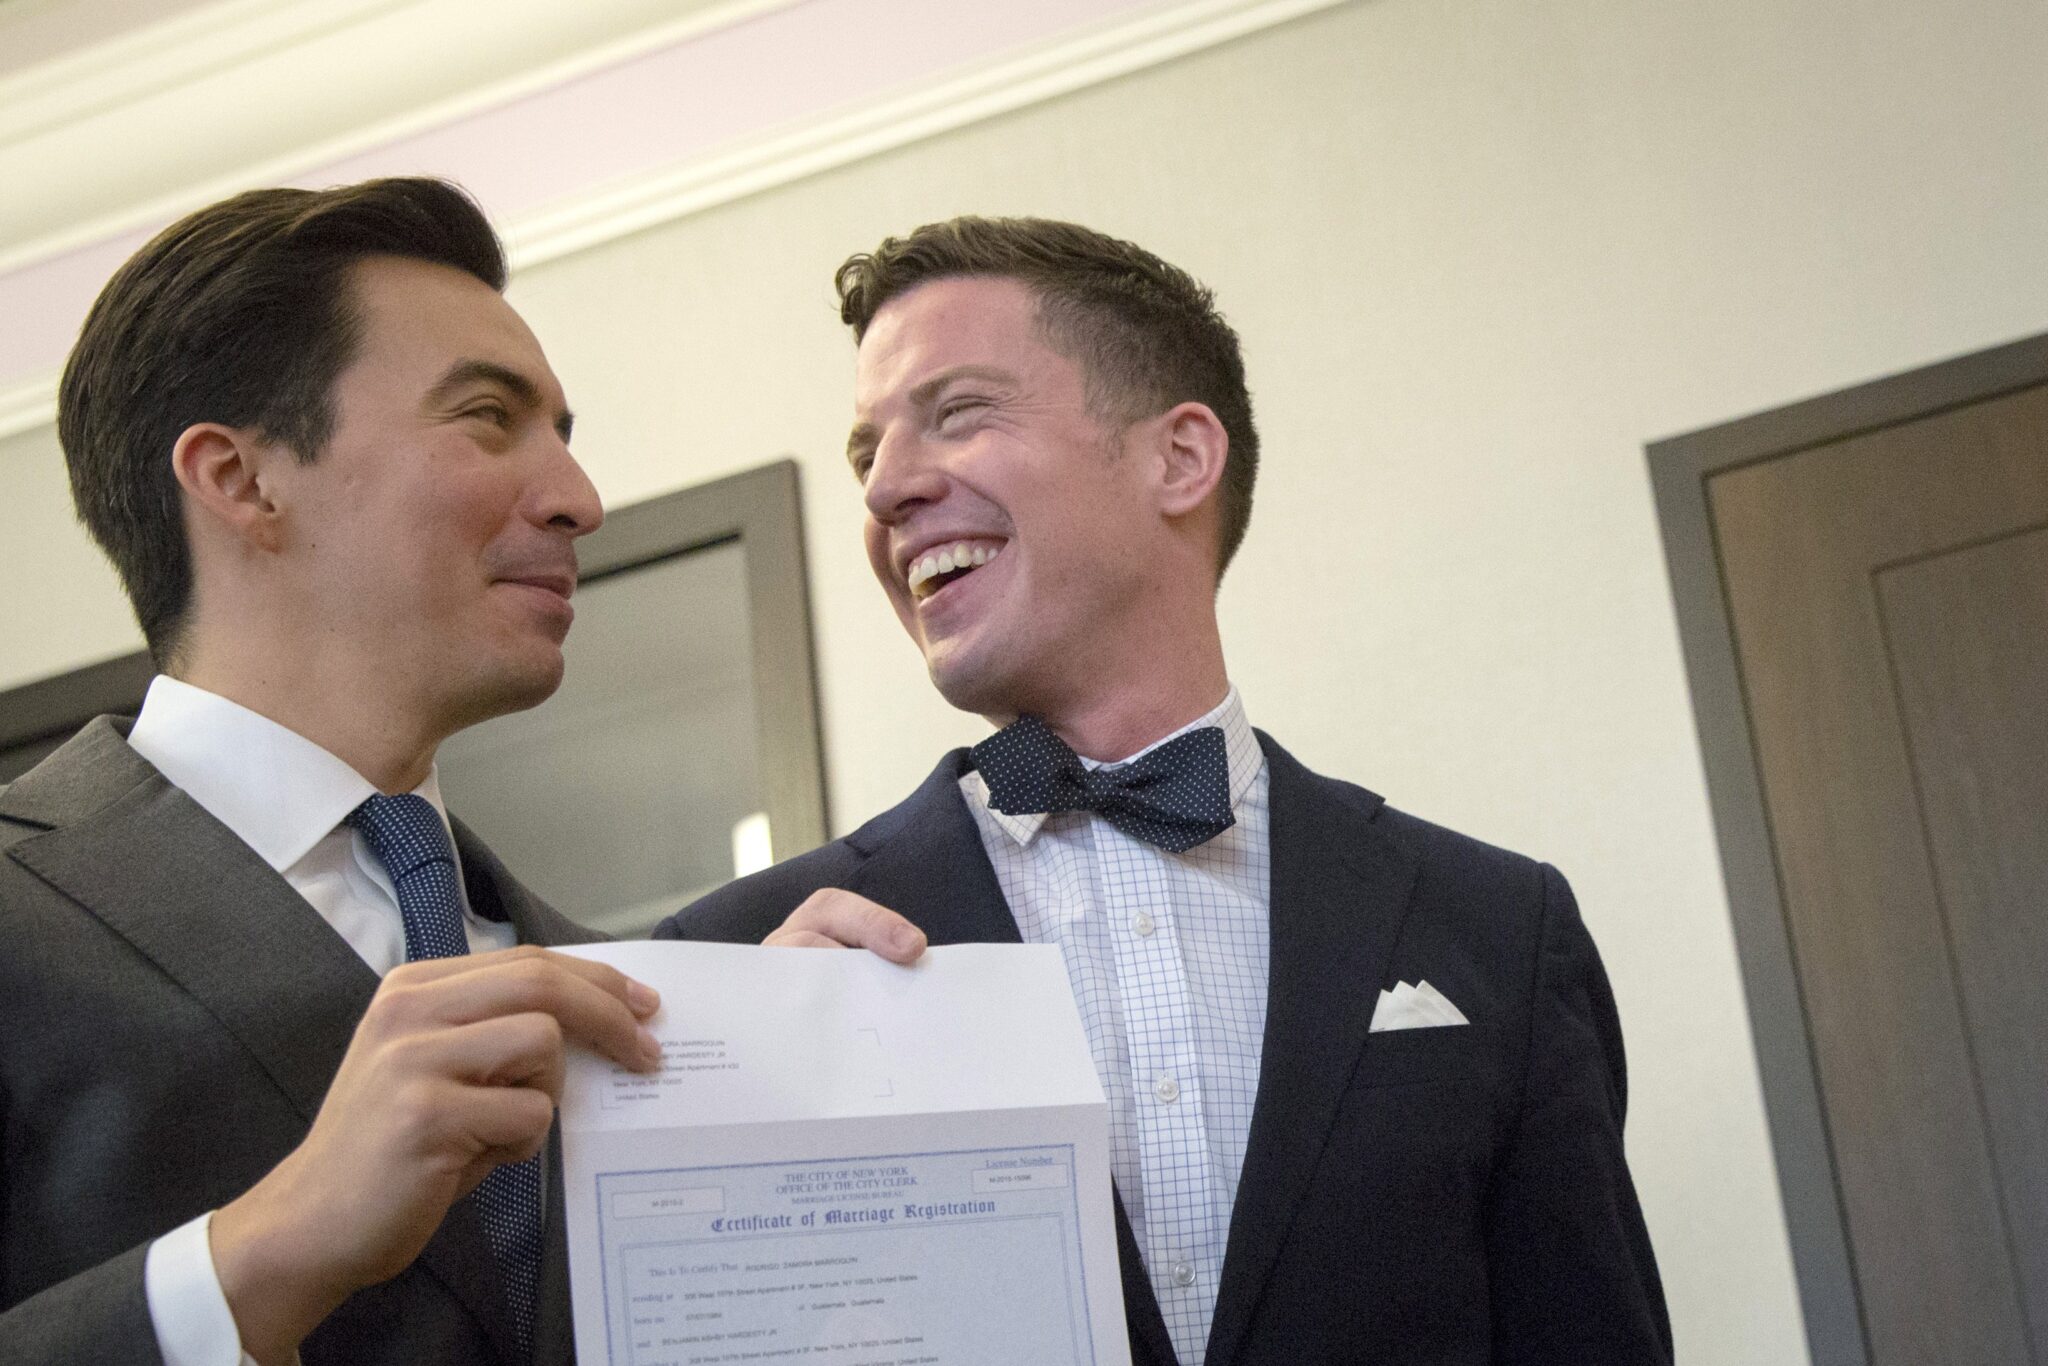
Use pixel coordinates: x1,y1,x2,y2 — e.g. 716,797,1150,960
537,435,605,537
862,430,946,525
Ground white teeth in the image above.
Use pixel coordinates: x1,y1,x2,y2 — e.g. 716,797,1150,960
906,540,1005,595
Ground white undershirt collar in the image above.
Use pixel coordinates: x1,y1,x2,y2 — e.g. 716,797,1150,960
126,673,455,873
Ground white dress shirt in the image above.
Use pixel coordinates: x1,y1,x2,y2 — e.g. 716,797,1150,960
126,674,514,1366
960,688,1271,1366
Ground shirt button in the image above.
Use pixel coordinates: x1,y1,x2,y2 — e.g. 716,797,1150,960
1170,1260,1196,1288
1154,1077,1180,1103
1132,912,1156,937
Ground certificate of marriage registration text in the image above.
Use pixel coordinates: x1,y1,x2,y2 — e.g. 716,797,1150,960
558,941,1131,1366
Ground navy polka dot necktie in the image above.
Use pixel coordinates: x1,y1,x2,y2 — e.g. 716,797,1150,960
971,714,1236,853
347,793,543,1359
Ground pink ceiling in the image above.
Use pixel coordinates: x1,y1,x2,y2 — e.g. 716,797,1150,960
2,0,1164,391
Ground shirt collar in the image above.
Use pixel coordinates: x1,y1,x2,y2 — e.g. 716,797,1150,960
974,685,1263,848
126,674,454,874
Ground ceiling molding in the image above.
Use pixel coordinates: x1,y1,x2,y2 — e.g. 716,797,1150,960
0,0,1351,442
0,0,794,275
507,0,1353,272
0,0,406,148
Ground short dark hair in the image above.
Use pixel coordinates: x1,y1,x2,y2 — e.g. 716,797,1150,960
835,217,1259,577
57,177,507,668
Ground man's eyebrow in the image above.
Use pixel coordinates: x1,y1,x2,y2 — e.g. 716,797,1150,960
846,365,1016,464
908,364,1014,408
427,359,574,441
846,422,879,467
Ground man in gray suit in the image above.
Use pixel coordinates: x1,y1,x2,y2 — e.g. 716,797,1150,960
0,178,911,1366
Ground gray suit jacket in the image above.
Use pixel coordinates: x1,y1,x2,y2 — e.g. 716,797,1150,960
0,717,600,1365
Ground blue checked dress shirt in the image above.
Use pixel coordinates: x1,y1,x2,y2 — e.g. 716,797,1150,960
960,688,1270,1366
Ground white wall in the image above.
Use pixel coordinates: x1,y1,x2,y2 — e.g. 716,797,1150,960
0,421,137,686
9,1,2048,1361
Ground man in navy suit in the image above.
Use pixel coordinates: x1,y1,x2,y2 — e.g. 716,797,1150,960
663,217,1671,1363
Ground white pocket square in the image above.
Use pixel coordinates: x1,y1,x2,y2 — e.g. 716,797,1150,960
1369,980,1469,1032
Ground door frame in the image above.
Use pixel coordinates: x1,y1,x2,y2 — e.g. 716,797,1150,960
1648,330,2048,1366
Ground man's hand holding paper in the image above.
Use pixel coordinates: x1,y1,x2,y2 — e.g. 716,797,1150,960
557,941,1130,1366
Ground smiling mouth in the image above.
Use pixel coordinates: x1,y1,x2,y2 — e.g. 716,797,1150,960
907,540,1005,602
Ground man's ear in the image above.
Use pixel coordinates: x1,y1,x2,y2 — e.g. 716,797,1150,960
171,423,285,552
1149,401,1229,519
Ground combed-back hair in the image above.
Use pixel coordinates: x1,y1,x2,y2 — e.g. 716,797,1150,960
835,217,1258,577
57,177,506,668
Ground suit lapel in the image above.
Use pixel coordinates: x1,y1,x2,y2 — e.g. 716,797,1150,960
443,820,607,1366
4,720,380,1124
530,1131,577,1366
1114,1187,1181,1366
452,820,606,1365
2,723,568,1366
453,816,606,949
845,751,1022,945
846,754,1184,1361
1204,735,1420,1365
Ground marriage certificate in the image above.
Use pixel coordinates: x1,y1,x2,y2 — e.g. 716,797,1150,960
558,941,1131,1366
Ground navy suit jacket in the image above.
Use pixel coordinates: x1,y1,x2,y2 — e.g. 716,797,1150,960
661,732,1672,1364
0,717,597,1365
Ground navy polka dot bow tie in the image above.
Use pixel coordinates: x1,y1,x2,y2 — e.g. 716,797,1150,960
347,793,544,1359
971,714,1236,853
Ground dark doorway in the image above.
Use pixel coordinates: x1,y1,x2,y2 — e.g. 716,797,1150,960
1653,335,2048,1366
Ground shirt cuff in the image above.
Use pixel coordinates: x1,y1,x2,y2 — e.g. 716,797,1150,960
144,1211,261,1366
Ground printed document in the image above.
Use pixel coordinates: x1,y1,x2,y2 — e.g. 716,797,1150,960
558,941,1130,1366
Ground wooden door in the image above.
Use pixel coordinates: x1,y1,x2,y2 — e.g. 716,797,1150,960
1657,341,2048,1366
